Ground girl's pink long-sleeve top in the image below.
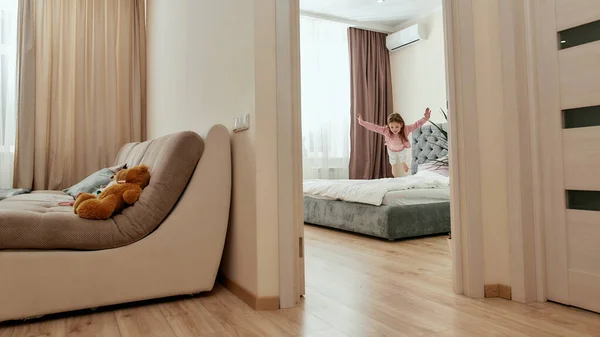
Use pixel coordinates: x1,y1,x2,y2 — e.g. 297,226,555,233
358,117,429,152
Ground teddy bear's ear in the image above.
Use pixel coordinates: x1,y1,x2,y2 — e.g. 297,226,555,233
138,164,149,172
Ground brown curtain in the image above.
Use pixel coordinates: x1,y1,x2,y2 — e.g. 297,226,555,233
14,0,146,190
348,27,394,180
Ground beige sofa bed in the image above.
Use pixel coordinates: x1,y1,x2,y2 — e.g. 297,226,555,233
0,125,231,323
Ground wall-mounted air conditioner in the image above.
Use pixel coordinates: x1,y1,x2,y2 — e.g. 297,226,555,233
386,23,427,51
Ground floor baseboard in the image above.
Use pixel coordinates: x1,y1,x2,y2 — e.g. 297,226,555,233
484,284,512,300
218,275,280,311
499,284,512,300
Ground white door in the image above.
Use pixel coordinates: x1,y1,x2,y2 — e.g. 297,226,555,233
535,0,600,313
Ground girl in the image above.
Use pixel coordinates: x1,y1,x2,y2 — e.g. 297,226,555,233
358,108,431,177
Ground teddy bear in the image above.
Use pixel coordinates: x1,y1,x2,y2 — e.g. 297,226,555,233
73,164,151,220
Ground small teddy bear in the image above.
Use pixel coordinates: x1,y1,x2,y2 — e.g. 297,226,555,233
73,164,151,220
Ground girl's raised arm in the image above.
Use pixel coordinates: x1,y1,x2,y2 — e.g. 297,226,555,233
405,108,431,133
357,115,388,135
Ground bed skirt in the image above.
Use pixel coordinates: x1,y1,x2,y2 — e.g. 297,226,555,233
303,196,451,240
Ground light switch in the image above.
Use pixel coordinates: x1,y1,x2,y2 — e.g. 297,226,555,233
233,113,250,132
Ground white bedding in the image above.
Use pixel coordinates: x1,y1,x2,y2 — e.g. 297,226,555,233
382,187,450,206
303,171,450,206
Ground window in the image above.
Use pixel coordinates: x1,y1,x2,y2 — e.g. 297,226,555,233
0,0,18,188
300,16,351,180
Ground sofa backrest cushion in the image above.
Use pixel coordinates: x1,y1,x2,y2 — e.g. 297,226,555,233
111,131,205,241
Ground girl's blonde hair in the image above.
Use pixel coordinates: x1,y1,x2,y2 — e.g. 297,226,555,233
387,113,408,142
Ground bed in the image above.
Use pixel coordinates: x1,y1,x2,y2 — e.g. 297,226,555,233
303,123,450,240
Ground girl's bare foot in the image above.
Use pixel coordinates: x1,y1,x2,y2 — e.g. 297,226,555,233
402,162,409,172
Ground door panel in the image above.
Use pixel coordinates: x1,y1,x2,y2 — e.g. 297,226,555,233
566,210,600,274
536,0,600,313
568,270,600,313
562,127,600,190
558,41,600,109
556,0,600,30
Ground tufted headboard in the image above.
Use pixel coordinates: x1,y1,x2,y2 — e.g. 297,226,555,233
411,123,448,175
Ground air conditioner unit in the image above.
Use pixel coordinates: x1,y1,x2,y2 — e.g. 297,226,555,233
386,23,427,51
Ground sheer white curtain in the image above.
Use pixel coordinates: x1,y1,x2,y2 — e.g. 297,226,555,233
300,16,351,180
0,0,17,188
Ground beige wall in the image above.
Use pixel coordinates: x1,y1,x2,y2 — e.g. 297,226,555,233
146,0,279,298
471,0,511,286
390,9,448,126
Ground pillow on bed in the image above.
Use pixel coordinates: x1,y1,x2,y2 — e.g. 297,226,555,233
418,160,449,177
62,163,127,198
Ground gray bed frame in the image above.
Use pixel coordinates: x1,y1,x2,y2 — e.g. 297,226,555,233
303,123,450,241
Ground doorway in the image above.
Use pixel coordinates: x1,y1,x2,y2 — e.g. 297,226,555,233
294,0,458,307
276,0,494,309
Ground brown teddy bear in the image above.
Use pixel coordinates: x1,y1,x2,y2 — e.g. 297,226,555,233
73,164,151,220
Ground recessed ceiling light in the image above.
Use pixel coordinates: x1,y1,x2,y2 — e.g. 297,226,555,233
377,0,385,3
560,40,566,43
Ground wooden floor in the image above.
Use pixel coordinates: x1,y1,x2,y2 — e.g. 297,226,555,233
2,225,600,337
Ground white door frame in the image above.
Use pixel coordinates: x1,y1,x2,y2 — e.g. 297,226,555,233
498,0,542,303
442,0,485,298
444,0,550,303
528,0,563,304
522,0,549,303
272,0,541,305
276,0,304,309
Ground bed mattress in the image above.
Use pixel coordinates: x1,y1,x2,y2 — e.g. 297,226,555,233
302,173,451,240
303,170,449,206
303,196,450,240
306,187,450,206
382,187,450,206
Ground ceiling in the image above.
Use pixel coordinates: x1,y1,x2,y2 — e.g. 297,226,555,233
300,0,442,32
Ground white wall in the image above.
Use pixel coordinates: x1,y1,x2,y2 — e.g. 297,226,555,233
389,9,447,170
146,0,280,299
390,9,448,127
